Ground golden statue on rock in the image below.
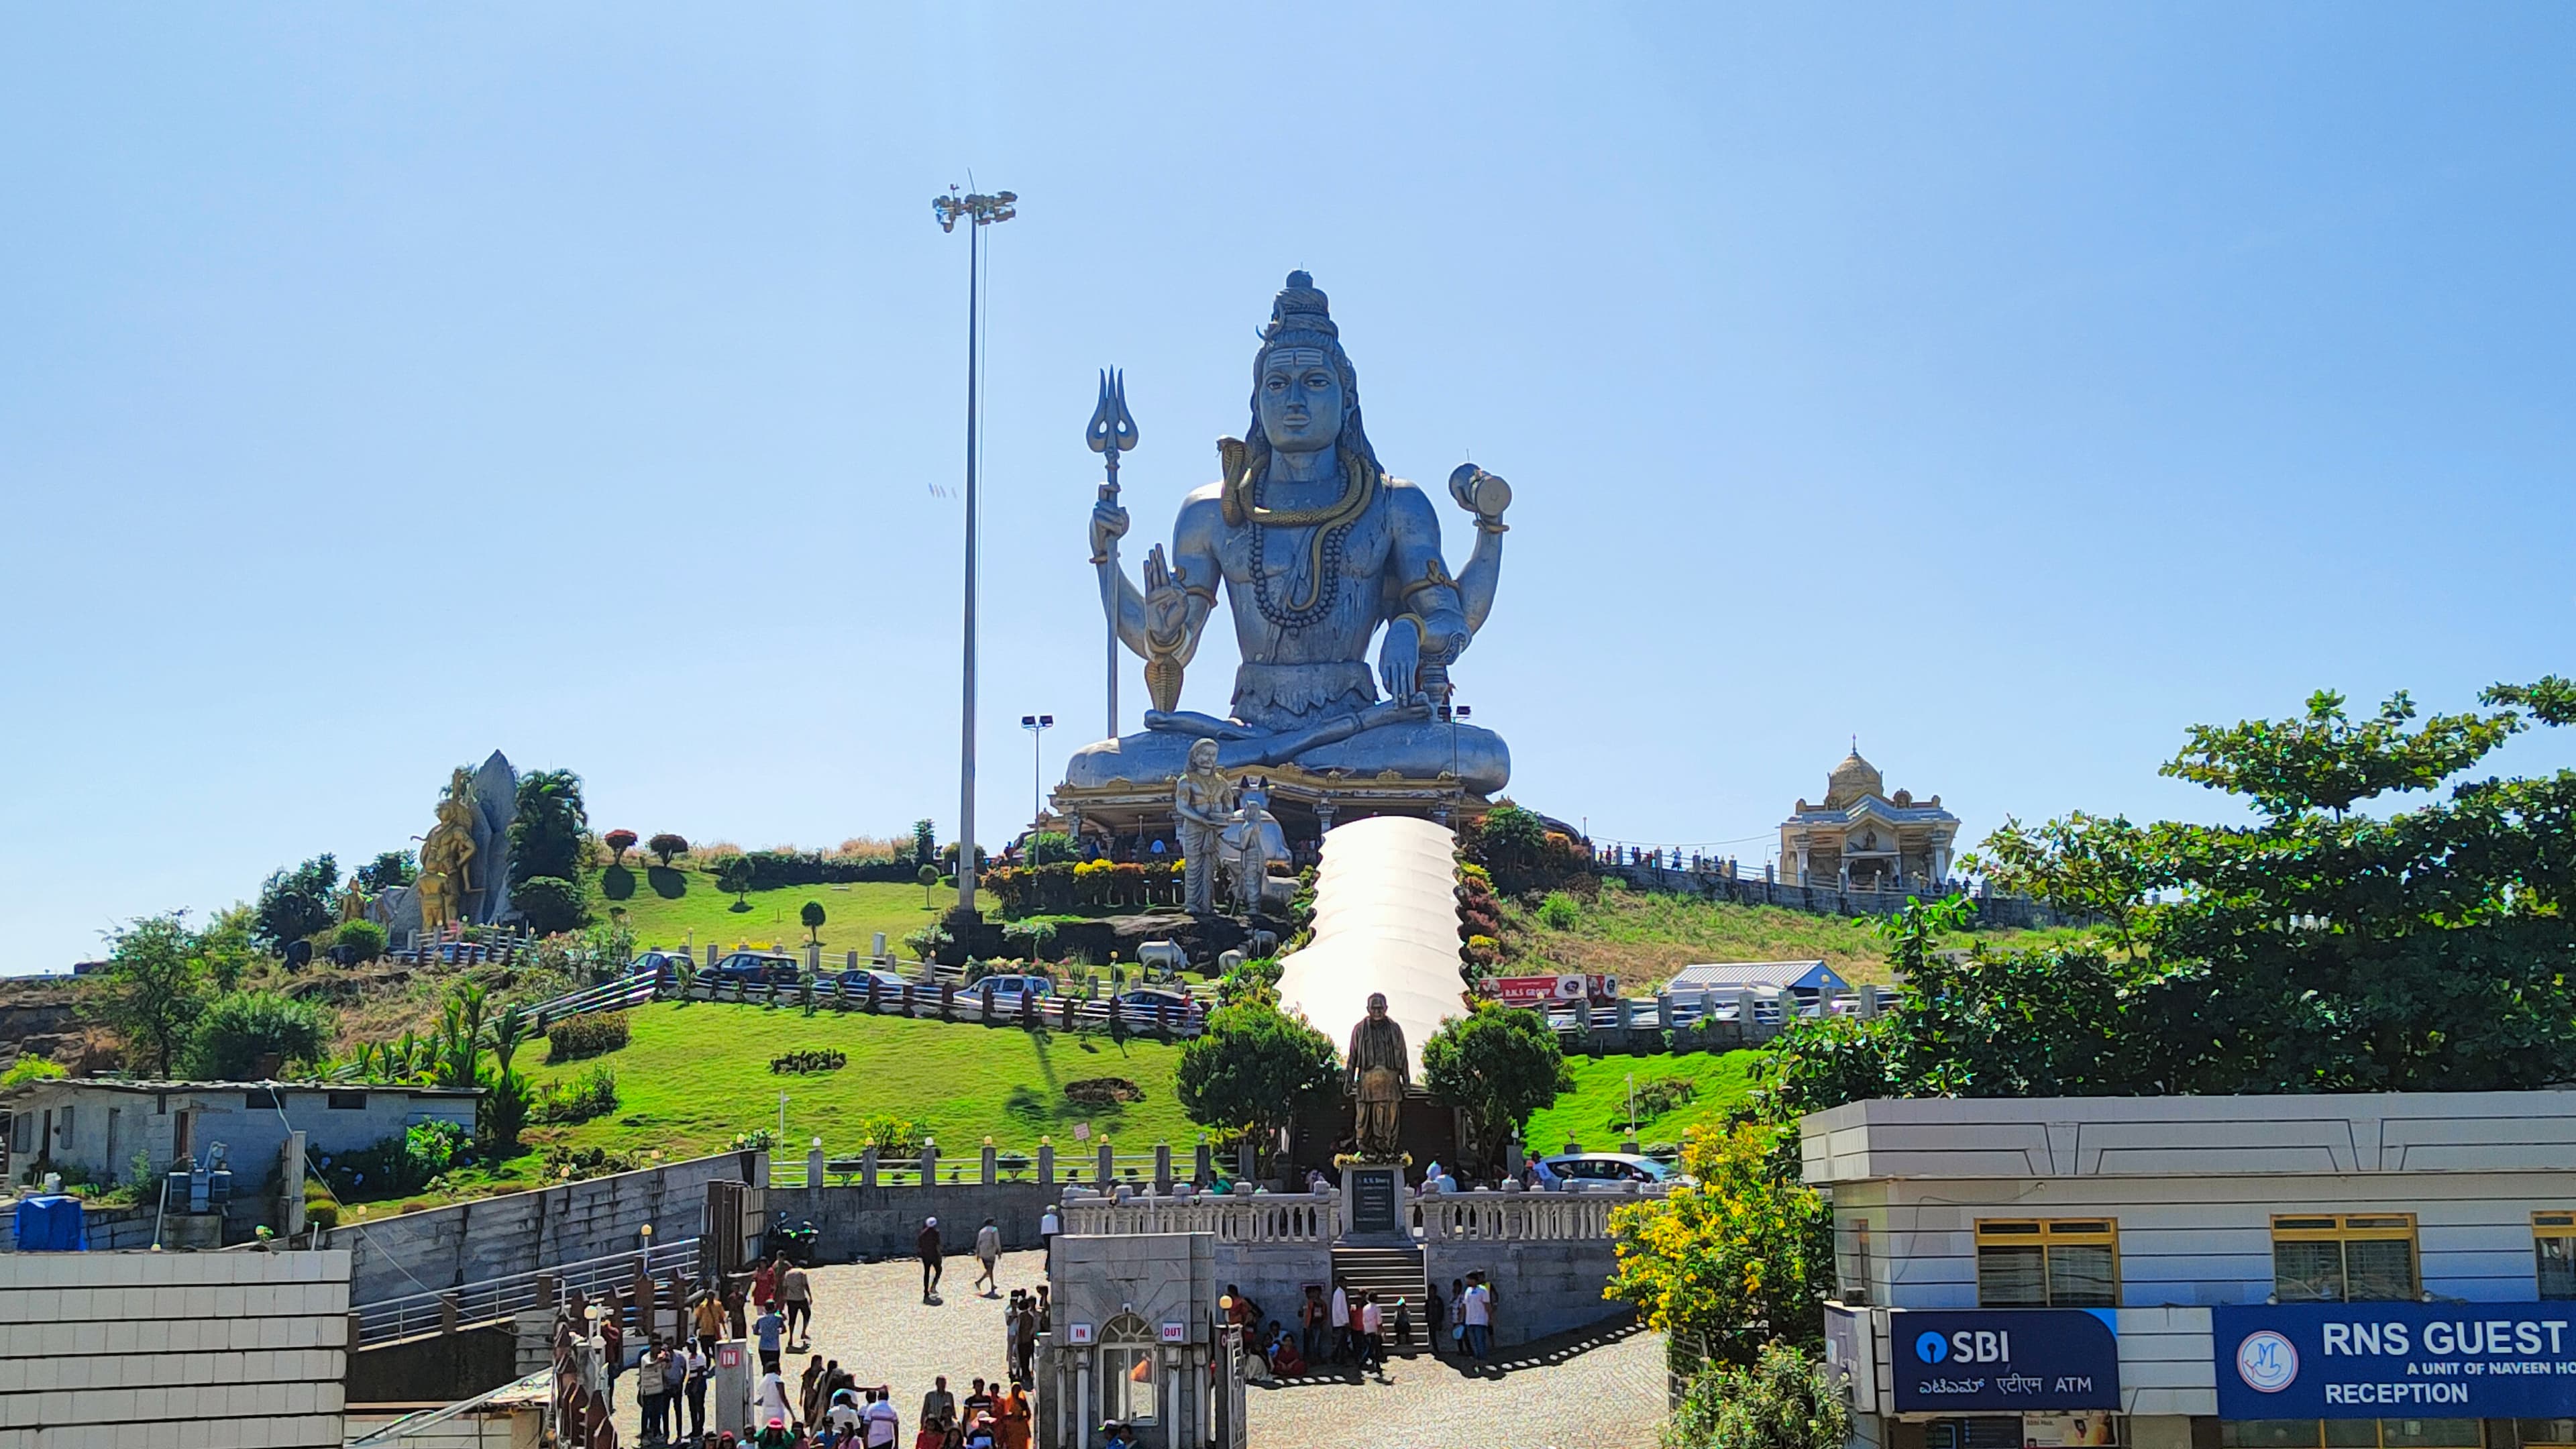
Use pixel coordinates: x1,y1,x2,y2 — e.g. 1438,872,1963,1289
418,769,480,930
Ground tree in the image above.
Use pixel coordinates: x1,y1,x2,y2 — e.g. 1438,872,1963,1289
603,829,638,866
800,900,826,945
508,769,590,888
912,819,937,866
514,876,587,935
87,913,213,1078
183,991,333,1079
353,850,417,892
717,856,757,908
1175,1004,1341,1173
647,833,689,867
1772,678,2576,1107
1664,1342,1850,1449
1421,1004,1572,1175
1608,1120,1832,1369
253,854,339,951
1966,811,2155,957
1026,831,1078,865
198,903,264,992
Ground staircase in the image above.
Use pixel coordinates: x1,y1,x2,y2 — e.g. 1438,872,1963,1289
1330,1244,1432,1352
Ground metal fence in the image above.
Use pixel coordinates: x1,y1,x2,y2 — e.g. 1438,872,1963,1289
352,1238,700,1348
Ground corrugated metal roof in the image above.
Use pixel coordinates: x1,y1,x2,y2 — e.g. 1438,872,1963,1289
1666,959,1847,994
0,1077,482,1101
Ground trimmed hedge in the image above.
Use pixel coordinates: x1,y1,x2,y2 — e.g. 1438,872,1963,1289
545,1010,631,1063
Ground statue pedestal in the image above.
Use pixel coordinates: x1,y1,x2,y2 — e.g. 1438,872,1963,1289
1338,1165,1409,1246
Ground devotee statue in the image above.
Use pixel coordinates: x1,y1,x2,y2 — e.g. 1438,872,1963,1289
1069,271,1512,798
1346,992,1411,1161
1173,738,1232,916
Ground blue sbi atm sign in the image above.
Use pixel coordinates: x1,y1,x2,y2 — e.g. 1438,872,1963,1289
2216,1304,2576,1419
1890,1309,2122,1412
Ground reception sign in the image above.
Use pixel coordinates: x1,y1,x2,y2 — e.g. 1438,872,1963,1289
2216,1303,2576,1419
1890,1309,2120,1412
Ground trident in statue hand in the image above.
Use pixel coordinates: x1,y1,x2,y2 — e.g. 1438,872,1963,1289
1087,368,1140,738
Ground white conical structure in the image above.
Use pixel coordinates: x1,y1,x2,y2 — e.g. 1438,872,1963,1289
1275,816,1465,1077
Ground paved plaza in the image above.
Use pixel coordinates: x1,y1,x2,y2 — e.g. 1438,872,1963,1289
603,1250,1667,1448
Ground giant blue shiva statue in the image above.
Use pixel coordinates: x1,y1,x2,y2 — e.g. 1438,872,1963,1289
1060,272,1511,839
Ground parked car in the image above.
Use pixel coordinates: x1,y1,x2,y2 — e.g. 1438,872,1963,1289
973,973,1056,1001
627,950,694,981
706,951,801,985
1110,988,1195,1017
833,967,914,996
1542,1152,1684,1185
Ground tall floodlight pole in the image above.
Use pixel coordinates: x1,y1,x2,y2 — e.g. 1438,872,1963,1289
1021,714,1053,833
932,185,1016,923
1086,370,1139,740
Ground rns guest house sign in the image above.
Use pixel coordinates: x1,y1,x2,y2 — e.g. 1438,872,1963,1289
2218,1304,2576,1419
1890,1310,2121,1413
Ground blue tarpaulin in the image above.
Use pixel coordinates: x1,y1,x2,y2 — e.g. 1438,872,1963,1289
11,1194,89,1251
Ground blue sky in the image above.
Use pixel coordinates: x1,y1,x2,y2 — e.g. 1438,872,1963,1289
4,6,2571,972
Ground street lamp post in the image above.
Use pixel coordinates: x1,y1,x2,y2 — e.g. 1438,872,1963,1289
1022,714,1054,836
932,185,1017,924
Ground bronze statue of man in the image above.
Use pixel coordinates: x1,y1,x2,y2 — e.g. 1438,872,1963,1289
1346,991,1410,1161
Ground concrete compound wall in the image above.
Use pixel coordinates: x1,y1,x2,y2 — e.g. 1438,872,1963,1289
1424,1238,1627,1349
331,1151,755,1305
788,1179,1060,1262
0,1248,354,1449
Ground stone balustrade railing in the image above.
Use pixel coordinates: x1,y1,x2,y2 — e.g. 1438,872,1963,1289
1417,1184,1666,1244
1058,1189,1339,1244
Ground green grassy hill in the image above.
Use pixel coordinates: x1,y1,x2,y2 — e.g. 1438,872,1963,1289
525,1000,1197,1158
1523,1049,1762,1155
1501,879,2085,989
592,866,988,958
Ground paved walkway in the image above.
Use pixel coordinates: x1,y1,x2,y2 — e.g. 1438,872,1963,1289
604,1250,1666,1448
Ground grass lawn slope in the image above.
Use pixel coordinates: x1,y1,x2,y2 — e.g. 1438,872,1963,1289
526,1001,1195,1159
1506,881,2086,990
1523,1049,1762,1156
592,869,989,958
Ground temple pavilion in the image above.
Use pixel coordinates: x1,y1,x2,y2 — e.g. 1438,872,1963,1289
1777,747,1962,891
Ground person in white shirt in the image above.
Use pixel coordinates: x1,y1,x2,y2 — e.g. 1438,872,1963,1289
1039,1204,1061,1271
861,1389,900,1448
975,1217,1004,1296
1328,1281,1351,1366
753,1368,792,1430
1462,1273,1493,1360
1357,1293,1385,1373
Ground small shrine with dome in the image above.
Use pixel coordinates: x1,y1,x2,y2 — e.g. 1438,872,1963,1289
1776,746,1962,892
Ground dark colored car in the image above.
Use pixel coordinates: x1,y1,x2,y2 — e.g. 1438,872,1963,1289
706,951,801,985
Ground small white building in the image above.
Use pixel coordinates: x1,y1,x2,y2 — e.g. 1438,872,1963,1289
2,1078,479,1198
1804,1092,2576,1449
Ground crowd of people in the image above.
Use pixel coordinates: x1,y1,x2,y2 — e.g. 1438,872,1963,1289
1224,1268,1503,1384
595,1236,1051,1449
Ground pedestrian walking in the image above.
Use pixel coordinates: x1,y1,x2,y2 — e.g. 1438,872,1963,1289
863,1389,901,1449
1462,1272,1493,1360
974,1218,1002,1297
754,1302,787,1375
682,1340,710,1439
919,1375,956,1432
1424,1278,1446,1354
782,1260,814,1347
692,1289,727,1352
918,1217,945,1303
1327,1281,1350,1365
1299,1285,1327,1364
638,1340,669,1443
753,1367,792,1432
600,1316,625,1411
1357,1292,1383,1373
800,1354,826,1430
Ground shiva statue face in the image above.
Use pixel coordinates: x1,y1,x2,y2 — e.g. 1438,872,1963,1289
1258,346,1345,454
